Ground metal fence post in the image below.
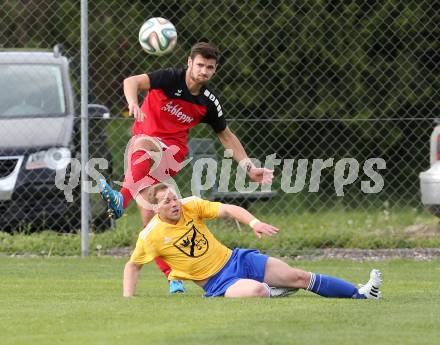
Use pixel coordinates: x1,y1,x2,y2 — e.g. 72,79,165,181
80,0,89,257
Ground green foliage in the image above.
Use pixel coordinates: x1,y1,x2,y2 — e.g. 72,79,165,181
3,1,438,120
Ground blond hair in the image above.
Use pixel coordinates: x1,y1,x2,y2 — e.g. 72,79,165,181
147,183,172,204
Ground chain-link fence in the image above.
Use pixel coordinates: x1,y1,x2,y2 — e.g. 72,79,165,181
0,0,439,233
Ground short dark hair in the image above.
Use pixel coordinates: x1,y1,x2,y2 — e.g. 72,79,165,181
190,42,220,62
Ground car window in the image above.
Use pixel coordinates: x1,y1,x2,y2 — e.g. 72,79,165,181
0,64,66,117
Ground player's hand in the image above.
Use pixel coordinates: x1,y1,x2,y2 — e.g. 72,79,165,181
128,103,146,122
251,221,279,239
248,167,274,184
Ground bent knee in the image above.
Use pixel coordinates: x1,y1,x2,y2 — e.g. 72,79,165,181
288,269,311,288
251,283,270,297
225,281,270,298
133,136,161,152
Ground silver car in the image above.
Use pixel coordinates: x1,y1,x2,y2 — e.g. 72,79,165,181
0,46,113,231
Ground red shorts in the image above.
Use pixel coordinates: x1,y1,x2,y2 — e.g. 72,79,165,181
122,135,187,195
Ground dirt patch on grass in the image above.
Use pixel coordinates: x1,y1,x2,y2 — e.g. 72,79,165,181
404,223,440,238
106,246,132,257
288,248,440,261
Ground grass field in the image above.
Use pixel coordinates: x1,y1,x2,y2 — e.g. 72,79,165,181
1,204,438,256
1,257,439,345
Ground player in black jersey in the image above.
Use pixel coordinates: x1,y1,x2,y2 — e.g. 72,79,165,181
100,42,274,294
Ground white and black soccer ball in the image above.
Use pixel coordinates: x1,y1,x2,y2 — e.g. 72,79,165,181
138,17,177,56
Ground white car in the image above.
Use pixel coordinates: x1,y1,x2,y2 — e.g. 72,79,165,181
419,122,440,217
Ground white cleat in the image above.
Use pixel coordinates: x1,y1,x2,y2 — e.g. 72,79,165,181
358,269,383,300
269,287,299,298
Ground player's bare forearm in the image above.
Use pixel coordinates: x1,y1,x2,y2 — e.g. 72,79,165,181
219,203,254,224
124,75,147,103
123,74,150,121
217,127,274,184
123,261,142,297
219,204,279,238
217,128,251,168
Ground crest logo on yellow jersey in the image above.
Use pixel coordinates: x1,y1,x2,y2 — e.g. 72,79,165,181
174,225,209,257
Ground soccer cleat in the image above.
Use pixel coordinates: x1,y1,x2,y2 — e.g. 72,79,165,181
269,287,299,298
98,179,124,219
169,280,185,294
358,269,383,299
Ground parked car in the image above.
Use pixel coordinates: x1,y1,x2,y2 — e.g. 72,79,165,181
0,45,113,231
419,120,440,217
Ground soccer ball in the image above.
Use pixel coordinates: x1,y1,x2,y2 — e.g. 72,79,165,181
138,17,177,56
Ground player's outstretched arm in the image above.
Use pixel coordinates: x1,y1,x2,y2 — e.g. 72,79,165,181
219,204,279,238
123,74,151,122
123,261,143,297
217,127,274,184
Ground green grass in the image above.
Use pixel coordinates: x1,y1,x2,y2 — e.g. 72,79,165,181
1,205,438,256
0,257,439,345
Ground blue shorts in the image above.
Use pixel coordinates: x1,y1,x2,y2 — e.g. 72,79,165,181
203,248,269,297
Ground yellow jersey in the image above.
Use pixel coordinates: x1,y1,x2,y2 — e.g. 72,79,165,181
129,196,232,281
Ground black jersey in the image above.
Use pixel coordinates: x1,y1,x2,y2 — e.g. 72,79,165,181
133,68,227,156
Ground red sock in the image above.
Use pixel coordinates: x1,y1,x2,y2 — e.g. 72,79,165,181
120,187,134,209
120,150,157,209
154,257,172,278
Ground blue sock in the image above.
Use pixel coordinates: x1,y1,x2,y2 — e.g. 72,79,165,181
307,273,366,299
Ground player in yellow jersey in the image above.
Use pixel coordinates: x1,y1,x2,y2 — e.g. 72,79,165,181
123,183,383,299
